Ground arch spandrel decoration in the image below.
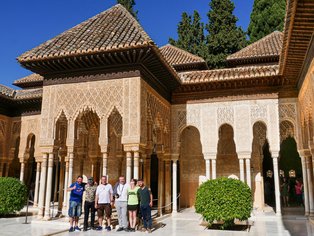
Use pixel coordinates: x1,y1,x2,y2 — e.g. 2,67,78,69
217,106,234,126
40,78,125,146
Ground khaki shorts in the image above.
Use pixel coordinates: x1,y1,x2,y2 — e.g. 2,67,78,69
97,203,112,218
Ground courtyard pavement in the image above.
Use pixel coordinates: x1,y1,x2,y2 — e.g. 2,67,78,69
1,207,314,236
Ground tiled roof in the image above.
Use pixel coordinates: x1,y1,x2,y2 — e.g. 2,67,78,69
0,85,15,97
13,74,43,86
159,44,206,66
179,65,279,84
0,84,42,100
18,4,153,62
15,88,42,100
227,31,283,61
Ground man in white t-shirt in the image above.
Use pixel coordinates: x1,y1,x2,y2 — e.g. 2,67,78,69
95,176,113,231
113,176,129,231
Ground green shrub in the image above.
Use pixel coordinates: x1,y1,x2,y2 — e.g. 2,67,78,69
195,177,252,229
0,177,28,215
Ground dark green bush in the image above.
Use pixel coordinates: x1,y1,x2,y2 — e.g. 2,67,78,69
195,177,252,229
0,177,27,215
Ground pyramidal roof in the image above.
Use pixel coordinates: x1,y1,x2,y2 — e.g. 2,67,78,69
160,44,206,66
18,4,154,62
227,31,283,65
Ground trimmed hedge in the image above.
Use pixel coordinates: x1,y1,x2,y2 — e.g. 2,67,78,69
0,177,27,215
195,177,252,229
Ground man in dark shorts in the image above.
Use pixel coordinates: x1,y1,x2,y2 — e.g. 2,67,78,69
67,175,84,232
95,176,113,231
138,179,153,233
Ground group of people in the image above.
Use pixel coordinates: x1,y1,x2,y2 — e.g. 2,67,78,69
67,175,153,233
280,177,304,207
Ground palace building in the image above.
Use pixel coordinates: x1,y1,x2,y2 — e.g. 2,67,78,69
0,2,313,219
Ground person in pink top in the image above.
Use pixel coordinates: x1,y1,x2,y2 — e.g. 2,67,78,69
295,179,303,206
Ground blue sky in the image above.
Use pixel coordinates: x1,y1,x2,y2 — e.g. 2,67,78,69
0,0,253,88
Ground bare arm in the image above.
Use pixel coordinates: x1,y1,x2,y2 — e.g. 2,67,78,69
149,192,153,207
95,194,99,208
67,184,76,192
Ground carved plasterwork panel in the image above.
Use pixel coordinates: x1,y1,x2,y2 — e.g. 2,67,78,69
280,120,295,143
217,106,234,126
0,120,5,139
144,82,171,151
187,107,200,127
279,103,296,123
251,105,267,123
41,77,126,146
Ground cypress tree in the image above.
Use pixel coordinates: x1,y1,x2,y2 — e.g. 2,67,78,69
169,11,207,58
205,0,246,69
117,0,138,20
248,0,286,43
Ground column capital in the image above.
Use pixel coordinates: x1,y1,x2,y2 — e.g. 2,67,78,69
123,144,141,152
100,145,108,153
40,146,55,154
203,152,216,160
270,150,280,158
237,151,251,159
171,153,179,161
298,149,311,157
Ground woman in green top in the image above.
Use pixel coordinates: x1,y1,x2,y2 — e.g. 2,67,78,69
127,179,140,232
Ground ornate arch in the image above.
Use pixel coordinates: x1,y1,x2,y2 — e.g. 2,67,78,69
280,120,295,143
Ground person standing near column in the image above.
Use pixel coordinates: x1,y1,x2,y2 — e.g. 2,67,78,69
138,179,153,233
127,179,140,232
95,176,113,231
113,176,129,232
67,175,84,232
83,177,97,231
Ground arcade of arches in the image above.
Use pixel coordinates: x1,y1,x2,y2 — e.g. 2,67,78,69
0,3,313,221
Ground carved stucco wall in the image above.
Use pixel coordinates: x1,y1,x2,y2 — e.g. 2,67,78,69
40,75,142,149
141,80,171,152
278,98,298,144
298,60,314,151
171,98,281,157
19,114,41,161
0,115,12,159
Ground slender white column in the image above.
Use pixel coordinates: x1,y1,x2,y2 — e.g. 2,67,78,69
126,152,132,182
102,152,108,177
37,154,48,219
67,153,74,212
134,151,139,179
301,156,310,215
272,156,281,215
19,161,25,182
239,158,245,182
212,159,216,179
68,153,74,185
33,162,41,207
62,160,69,212
245,158,251,188
44,153,54,220
172,160,178,213
305,156,314,216
205,159,211,179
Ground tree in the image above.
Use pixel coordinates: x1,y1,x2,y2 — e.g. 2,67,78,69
248,0,286,43
169,11,207,58
205,0,247,68
117,0,138,20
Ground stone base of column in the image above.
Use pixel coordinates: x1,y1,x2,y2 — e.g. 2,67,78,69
43,215,51,221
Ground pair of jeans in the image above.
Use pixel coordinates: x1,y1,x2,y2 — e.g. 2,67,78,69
84,201,95,229
68,200,82,217
140,205,152,229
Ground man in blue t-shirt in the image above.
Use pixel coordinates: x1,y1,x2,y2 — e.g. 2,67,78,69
67,175,84,232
